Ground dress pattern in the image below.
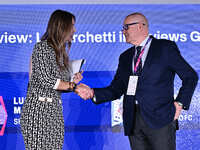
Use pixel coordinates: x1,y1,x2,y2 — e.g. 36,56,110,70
20,40,71,150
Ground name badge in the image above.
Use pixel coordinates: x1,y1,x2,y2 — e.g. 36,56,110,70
127,76,138,95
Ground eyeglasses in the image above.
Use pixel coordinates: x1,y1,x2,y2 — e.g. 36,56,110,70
122,22,146,31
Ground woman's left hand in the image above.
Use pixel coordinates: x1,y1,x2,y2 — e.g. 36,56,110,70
73,71,83,84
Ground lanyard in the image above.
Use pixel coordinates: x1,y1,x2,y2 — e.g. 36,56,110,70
134,37,151,73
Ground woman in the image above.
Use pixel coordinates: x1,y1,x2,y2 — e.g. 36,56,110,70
20,10,82,150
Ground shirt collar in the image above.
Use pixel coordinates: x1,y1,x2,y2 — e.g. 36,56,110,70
139,35,150,47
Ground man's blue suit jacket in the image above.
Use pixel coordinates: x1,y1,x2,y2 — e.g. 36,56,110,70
93,36,198,136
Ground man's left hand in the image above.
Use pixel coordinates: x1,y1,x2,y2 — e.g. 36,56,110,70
174,101,183,120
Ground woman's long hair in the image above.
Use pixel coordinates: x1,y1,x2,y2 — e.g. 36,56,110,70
41,9,75,71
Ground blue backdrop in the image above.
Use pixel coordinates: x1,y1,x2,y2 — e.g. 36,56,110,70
0,4,200,150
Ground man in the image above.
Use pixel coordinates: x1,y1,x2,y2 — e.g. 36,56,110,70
76,12,198,150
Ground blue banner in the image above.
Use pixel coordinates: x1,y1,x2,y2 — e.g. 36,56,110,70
0,4,200,150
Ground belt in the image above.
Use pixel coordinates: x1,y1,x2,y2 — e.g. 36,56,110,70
39,97,52,102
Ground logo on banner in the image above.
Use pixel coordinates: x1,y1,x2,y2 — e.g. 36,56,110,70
111,95,123,127
0,96,8,136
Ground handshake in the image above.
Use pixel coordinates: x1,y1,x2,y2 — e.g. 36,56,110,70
74,83,94,100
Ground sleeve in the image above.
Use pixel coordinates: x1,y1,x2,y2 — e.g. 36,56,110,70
53,79,61,89
168,41,199,110
92,56,126,104
33,43,62,89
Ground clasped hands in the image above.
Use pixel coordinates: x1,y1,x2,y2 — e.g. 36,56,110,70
75,83,94,100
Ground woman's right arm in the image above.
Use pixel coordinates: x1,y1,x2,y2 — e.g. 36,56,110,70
33,43,76,91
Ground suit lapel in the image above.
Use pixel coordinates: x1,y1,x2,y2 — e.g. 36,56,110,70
140,37,157,80
130,46,136,75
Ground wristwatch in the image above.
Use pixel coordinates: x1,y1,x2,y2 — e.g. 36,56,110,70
177,102,183,107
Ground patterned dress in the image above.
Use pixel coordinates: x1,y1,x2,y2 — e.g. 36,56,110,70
20,40,71,150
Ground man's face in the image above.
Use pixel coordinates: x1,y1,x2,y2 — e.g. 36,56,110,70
122,16,141,45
